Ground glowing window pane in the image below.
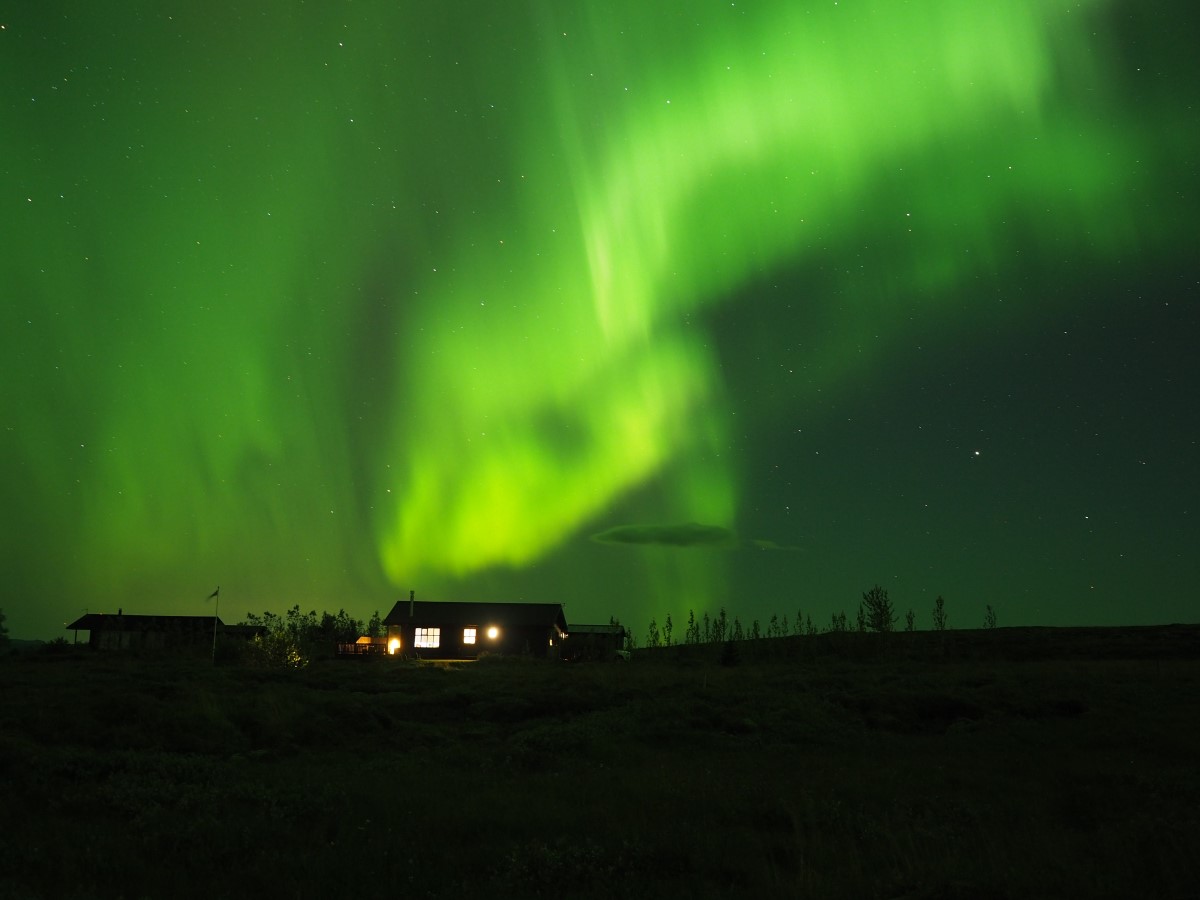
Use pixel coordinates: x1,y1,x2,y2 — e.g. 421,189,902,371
414,627,440,648
463,627,477,645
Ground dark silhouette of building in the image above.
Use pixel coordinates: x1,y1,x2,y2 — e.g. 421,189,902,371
381,593,567,659
560,623,629,661
64,610,263,651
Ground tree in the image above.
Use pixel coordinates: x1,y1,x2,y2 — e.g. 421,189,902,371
367,610,383,638
244,612,309,668
647,618,661,648
750,619,761,640
732,617,744,642
984,604,997,629
862,585,896,632
663,613,674,647
685,609,700,645
905,609,916,632
856,603,867,633
932,595,949,631
0,607,9,652
318,609,362,644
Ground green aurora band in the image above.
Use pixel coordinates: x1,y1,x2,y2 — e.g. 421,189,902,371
379,0,1156,579
2,0,1195,634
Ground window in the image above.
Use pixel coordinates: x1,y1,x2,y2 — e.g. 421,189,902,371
463,627,477,645
414,627,440,648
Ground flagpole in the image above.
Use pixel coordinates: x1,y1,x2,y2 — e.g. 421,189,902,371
210,586,220,665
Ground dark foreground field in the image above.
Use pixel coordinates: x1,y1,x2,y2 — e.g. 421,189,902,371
2,627,1198,899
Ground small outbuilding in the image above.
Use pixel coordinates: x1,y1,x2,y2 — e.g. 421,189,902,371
382,593,567,660
560,623,629,661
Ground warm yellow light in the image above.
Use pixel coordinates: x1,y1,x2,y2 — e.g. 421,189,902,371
487,626,499,640
388,638,400,655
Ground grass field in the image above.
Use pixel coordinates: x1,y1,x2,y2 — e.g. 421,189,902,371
2,627,1197,899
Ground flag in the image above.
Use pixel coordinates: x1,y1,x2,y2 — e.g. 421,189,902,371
207,586,220,600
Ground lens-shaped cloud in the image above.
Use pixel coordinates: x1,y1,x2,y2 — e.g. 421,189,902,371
591,522,736,548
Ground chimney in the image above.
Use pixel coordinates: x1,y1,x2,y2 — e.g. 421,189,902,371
409,589,414,618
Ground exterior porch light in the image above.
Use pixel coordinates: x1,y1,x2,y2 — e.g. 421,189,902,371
388,637,401,655
486,626,499,640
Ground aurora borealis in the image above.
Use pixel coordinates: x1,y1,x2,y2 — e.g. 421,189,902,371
3,1,1197,639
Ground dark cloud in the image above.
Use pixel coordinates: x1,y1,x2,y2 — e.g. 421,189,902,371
590,522,736,548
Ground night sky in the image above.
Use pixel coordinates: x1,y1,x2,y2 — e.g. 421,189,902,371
4,1,1197,641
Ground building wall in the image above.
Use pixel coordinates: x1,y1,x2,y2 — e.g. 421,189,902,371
386,622,557,659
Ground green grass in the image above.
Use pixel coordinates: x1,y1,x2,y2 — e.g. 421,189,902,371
1,632,1198,898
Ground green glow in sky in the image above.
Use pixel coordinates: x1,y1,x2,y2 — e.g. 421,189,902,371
379,0,1129,576
2,1,1196,637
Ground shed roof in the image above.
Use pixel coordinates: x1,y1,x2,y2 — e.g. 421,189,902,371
568,623,627,636
382,600,567,632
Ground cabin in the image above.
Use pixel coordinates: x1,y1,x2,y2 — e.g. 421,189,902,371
560,623,629,661
381,594,567,660
65,610,222,651
64,610,265,652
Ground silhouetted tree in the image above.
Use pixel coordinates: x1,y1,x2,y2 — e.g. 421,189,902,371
663,613,674,647
781,615,789,637
905,609,916,632
984,604,997,629
0,607,9,652
768,614,779,638
862,585,896,632
932,595,949,631
732,617,744,642
751,619,761,640
686,610,700,645
242,611,309,668
367,610,383,638
702,612,712,644
319,609,362,643
647,618,661,648
856,603,867,633
829,611,848,632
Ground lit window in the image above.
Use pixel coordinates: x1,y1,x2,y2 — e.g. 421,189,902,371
414,627,440,648
487,626,499,640
463,627,477,645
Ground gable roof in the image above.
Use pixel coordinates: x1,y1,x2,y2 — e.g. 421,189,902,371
65,613,223,631
382,600,567,632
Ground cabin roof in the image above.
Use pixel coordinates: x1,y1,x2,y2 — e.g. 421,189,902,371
382,600,567,632
65,613,223,631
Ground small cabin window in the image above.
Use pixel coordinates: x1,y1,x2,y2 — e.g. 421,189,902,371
463,627,477,645
414,627,441,648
